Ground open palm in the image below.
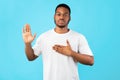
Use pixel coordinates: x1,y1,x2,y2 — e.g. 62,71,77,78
22,24,36,43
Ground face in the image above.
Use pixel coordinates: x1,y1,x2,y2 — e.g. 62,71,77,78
54,7,70,28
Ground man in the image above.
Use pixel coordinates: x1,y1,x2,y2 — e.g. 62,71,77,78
22,3,94,80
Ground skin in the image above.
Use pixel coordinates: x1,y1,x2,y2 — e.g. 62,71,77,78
22,24,38,60
22,7,94,65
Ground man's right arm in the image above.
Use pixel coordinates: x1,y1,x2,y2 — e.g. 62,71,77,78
22,24,37,61
25,43,38,61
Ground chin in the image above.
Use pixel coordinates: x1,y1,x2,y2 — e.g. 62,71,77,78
57,26,66,28
56,24,67,28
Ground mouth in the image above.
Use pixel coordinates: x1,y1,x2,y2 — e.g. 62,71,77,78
58,20,65,24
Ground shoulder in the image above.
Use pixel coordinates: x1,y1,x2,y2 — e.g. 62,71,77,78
37,29,53,40
69,30,88,43
40,29,53,36
70,30,85,38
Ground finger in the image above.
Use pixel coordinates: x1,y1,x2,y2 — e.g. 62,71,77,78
53,45,61,49
23,25,26,33
53,45,55,49
27,24,31,32
25,24,31,32
53,46,55,50
66,40,71,47
53,46,63,53
54,45,65,48
54,45,61,47
53,46,58,50
22,27,25,33
33,33,36,39
26,24,30,32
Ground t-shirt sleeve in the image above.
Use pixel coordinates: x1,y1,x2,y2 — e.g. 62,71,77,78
78,35,93,56
32,37,42,56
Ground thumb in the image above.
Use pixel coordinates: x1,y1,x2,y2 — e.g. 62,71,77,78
33,33,36,39
66,40,71,47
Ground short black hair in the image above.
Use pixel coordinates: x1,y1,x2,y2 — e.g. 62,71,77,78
55,3,71,15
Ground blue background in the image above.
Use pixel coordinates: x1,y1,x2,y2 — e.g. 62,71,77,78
0,0,120,80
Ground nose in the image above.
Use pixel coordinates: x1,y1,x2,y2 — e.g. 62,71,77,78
60,14,64,19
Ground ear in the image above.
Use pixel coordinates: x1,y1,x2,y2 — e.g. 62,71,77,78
68,16,71,23
69,16,71,21
54,14,56,19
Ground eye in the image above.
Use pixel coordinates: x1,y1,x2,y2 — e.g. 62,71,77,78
64,13,69,17
56,13,61,16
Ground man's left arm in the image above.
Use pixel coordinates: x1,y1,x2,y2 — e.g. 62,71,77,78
53,40,94,66
71,51,94,66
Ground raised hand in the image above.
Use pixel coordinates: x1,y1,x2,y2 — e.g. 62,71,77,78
22,24,36,44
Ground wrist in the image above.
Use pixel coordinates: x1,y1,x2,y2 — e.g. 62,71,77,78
25,43,31,47
70,50,75,57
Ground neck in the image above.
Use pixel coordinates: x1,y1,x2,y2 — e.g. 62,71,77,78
54,26,69,34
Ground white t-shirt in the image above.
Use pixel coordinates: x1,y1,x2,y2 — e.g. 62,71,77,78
33,29,93,80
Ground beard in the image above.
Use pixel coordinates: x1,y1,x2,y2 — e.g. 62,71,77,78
56,24,66,28
54,19,70,28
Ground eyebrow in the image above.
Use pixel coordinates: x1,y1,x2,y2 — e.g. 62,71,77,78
55,12,69,14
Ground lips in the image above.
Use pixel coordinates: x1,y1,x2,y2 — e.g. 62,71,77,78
58,20,65,24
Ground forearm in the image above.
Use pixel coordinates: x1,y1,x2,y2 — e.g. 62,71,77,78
71,51,94,66
25,43,37,61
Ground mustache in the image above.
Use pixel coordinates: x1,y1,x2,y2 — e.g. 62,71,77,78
59,19,64,21
58,19,65,22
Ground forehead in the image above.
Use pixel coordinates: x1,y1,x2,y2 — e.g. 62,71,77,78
56,7,69,14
